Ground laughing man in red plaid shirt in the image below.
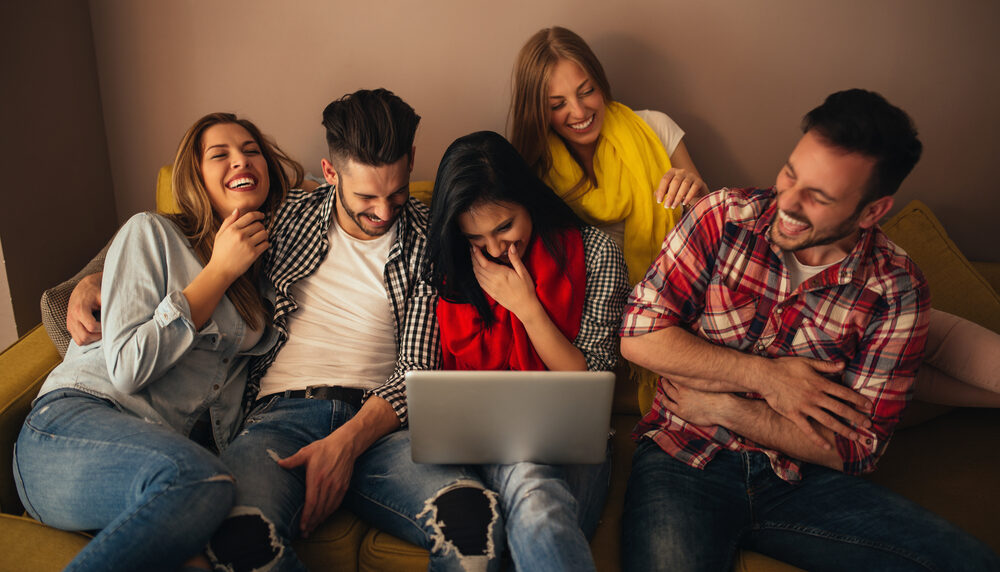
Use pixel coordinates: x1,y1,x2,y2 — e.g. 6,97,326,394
619,89,1000,571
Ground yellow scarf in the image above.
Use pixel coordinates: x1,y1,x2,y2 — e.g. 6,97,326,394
545,101,681,413
544,101,682,287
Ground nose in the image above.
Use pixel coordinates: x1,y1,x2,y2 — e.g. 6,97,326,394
778,185,804,212
231,152,249,169
484,236,506,259
565,97,584,119
372,198,394,221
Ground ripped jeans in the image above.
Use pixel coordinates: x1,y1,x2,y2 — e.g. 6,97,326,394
13,389,236,572
348,431,610,572
211,396,609,572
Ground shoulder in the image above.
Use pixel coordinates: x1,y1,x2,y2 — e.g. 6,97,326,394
861,228,929,301
720,187,776,225
580,225,626,273
402,196,430,239
115,211,185,246
633,109,685,153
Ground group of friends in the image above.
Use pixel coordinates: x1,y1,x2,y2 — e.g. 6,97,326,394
12,26,1000,572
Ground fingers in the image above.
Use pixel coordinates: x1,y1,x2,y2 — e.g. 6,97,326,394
654,174,670,204
506,244,528,277
790,413,832,450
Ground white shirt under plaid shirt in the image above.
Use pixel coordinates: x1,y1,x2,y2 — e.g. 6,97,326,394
246,184,440,424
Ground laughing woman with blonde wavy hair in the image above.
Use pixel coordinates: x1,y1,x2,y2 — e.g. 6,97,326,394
13,112,301,572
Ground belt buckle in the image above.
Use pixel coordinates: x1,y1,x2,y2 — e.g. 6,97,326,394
304,385,319,399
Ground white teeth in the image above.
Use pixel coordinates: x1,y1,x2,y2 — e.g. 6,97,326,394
227,177,254,189
778,210,809,230
570,116,594,130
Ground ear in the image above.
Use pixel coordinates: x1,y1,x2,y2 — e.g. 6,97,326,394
320,158,339,187
857,196,894,229
408,146,416,173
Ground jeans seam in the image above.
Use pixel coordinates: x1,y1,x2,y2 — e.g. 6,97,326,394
755,521,938,570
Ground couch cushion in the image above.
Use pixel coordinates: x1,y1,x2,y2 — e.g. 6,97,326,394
294,509,369,571
0,514,90,571
882,200,1000,333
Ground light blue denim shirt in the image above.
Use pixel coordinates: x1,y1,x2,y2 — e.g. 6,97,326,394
38,212,278,450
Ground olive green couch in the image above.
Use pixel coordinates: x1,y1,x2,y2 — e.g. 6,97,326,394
1,194,998,571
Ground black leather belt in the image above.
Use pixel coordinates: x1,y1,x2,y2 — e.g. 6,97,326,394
255,385,365,410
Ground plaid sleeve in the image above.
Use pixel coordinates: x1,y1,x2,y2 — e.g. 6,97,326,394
576,226,630,371
621,189,728,338
368,202,441,425
835,267,930,475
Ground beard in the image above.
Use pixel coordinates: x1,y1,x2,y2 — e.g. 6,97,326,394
336,185,399,238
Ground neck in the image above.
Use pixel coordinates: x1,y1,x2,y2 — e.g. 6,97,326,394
791,231,859,266
567,139,598,183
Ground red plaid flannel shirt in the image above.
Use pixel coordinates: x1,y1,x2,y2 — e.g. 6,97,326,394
622,188,930,481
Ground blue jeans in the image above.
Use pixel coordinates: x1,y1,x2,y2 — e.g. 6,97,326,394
622,440,1000,572
212,396,609,571
351,431,611,572
13,389,236,572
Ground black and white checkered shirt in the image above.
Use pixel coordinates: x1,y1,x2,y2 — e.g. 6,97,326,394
576,225,630,371
246,184,440,424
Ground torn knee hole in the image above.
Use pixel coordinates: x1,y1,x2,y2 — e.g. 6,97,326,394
418,481,499,560
208,507,283,572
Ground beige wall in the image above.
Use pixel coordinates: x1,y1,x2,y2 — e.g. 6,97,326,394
90,0,998,262
0,0,118,335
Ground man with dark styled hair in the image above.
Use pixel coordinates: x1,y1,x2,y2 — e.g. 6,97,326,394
201,88,501,571
619,89,1000,571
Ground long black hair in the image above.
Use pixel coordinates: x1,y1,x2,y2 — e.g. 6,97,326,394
425,130,583,327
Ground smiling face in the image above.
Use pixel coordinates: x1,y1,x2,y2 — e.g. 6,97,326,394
200,123,270,219
457,200,534,264
771,131,886,266
323,154,412,240
547,58,606,156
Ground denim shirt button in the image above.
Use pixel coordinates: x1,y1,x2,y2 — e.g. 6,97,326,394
213,384,220,391
222,357,229,364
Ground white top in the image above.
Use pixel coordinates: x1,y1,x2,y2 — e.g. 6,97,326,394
783,250,838,291
600,109,686,250
257,215,398,395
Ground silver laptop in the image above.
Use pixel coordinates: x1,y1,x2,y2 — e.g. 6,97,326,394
406,370,615,465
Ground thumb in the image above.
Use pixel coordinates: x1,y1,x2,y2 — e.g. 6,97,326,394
276,449,306,469
809,359,845,373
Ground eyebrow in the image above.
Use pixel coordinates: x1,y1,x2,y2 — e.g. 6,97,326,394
784,161,836,202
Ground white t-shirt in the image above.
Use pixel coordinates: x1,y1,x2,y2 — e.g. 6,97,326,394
257,215,398,396
783,250,839,291
600,109,686,250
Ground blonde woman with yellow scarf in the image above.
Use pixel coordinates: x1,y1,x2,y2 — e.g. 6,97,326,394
509,26,709,410
509,26,708,288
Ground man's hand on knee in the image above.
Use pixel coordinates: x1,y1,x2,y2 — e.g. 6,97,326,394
277,428,356,537
67,272,103,345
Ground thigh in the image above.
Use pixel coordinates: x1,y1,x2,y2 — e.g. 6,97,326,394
622,441,747,572
562,441,613,538
220,398,349,534
751,466,1000,571
345,429,491,549
14,389,227,530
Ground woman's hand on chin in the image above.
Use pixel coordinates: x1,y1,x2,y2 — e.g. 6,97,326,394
207,209,270,283
471,244,539,318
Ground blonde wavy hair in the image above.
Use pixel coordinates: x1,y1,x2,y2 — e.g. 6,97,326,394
508,26,613,186
168,112,303,330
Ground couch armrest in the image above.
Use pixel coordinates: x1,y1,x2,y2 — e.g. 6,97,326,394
40,240,112,358
0,326,61,514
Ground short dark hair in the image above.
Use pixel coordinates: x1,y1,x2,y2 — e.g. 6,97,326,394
424,131,583,327
321,88,420,168
802,88,922,202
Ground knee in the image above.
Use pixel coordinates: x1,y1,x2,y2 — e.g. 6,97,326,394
417,480,502,564
208,506,285,572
